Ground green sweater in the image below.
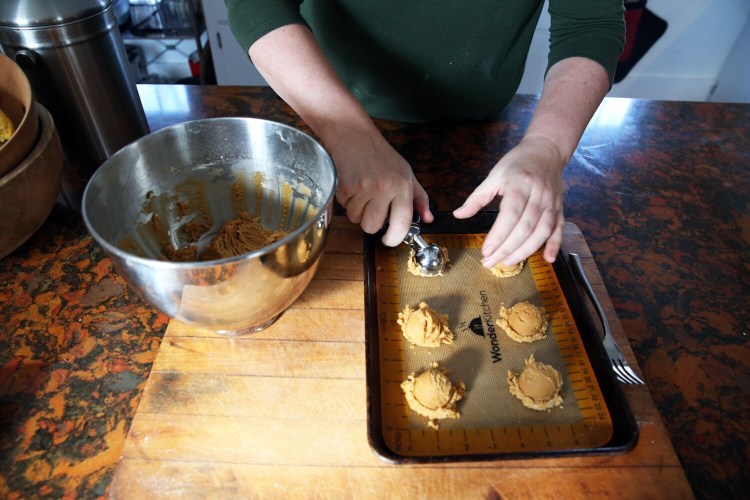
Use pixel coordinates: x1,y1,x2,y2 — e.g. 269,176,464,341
225,0,624,122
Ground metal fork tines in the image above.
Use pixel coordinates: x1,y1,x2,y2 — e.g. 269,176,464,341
568,253,645,385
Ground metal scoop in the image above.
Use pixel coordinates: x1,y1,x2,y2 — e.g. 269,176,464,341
401,215,446,276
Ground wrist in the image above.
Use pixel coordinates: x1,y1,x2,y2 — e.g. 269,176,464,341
319,116,386,158
519,133,570,171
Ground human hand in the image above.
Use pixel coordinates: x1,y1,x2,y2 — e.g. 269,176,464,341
453,135,566,266
330,132,433,246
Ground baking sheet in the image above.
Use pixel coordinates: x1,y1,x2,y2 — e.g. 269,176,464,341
397,244,588,429
363,214,638,462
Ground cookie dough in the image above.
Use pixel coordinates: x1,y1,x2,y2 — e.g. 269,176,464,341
508,354,563,411
158,213,209,262
200,211,286,260
496,301,549,343
406,247,449,277
397,301,454,347
401,362,465,429
490,259,525,278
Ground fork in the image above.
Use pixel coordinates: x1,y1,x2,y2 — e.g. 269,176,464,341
568,253,645,385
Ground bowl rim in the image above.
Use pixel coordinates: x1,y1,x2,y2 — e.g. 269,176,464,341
82,116,338,269
0,104,54,187
0,54,38,175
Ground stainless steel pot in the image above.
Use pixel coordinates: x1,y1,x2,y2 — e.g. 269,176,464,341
0,0,149,163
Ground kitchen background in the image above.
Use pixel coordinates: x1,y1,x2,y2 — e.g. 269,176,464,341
111,0,750,104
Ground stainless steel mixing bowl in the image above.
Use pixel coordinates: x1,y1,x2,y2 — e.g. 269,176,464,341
82,117,336,334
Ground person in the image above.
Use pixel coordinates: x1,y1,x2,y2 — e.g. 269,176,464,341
224,1,624,267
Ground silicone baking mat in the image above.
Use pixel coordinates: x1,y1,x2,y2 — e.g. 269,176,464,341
366,229,625,461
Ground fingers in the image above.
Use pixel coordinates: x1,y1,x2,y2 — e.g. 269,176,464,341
377,178,431,246
330,134,425,244
474,162,563,268
339,173,422,245
485,205,561,267
343,187,396,238
340,179,417,246
542,211,565,263
381,194,413,246
339,190,366,225
413,182,434,223
479,183,529,262
481,191,563,267
452,177,499,219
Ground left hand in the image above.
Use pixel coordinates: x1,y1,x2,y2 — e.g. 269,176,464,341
453,134,566,266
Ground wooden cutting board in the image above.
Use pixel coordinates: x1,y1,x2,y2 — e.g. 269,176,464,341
110,219,691,498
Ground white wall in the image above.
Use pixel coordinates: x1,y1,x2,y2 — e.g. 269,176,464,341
709,15,750,103
609,0,750,101
520,0,750,103
516,3,550,96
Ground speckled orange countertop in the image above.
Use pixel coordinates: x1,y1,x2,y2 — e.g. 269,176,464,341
1,85,748,498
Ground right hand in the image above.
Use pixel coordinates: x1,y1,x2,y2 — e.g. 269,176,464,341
329,131,433,247
246,25,432,244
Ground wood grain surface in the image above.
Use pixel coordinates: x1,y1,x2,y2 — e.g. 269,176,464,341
110,220,692,498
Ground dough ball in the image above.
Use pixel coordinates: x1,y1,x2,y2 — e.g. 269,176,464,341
397,301,453,348
508,354,563,411
413,367,455,410
401,362,465,429
496,301,549,343
490,259,525,278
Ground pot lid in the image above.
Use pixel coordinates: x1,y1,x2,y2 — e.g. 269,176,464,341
0,0,111,28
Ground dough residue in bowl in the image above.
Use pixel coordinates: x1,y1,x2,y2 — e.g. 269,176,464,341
119,172,313,262
200,211,286,260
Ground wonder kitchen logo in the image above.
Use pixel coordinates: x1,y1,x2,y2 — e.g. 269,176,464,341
460,290,502,363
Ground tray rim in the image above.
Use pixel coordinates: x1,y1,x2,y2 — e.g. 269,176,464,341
363,212,639,464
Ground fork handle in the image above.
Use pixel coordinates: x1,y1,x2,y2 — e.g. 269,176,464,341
568,253,612,341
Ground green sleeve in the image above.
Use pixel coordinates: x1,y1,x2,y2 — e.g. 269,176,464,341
224,0,307,54
547,0,625,86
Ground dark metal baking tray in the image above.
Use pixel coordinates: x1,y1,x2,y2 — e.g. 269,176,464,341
363,211,639,463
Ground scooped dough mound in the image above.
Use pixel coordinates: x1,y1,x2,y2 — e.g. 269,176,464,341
496,301,549,343
406,247,449,277
508,354,563,411
401,362,465,429
397,301,454,347
490,259,525,278
201,211,286,260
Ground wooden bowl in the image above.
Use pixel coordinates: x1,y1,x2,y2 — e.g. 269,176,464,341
0,104,62,259
0,53,39,177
